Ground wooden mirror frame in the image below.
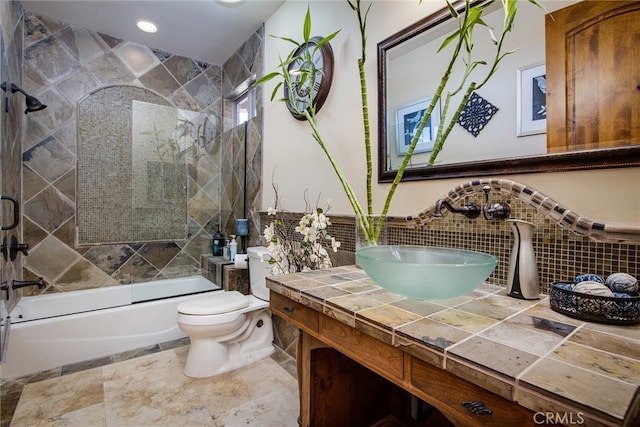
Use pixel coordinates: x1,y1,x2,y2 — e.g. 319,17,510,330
377,1,640,183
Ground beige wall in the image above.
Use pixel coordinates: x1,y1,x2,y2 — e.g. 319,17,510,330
262,1,640,226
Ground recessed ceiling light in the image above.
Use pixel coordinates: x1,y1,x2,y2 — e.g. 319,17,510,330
136,20,158,34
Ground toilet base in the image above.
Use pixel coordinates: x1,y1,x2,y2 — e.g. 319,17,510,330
182,310,275,378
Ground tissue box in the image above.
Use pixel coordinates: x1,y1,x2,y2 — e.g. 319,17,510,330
550,282,640,325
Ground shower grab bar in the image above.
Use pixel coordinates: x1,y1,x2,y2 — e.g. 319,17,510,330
1,196,19,231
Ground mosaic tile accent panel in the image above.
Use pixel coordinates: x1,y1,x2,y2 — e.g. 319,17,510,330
76,86,174,244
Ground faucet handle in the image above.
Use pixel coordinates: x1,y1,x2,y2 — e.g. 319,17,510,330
482,185,511,220
482,185,491,203
8,235,29,260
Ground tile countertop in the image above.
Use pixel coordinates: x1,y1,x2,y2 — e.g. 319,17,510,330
266,265,640,426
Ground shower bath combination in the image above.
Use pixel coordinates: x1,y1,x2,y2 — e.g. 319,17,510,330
0,82,47,114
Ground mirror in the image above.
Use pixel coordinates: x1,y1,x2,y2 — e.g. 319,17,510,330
378,0,640,182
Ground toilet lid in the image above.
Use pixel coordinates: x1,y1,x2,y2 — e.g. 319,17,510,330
177,291,249,315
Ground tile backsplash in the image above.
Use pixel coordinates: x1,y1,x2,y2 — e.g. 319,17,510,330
261,178,639,295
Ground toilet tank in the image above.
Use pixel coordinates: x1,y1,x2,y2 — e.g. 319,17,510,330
247,247,272,301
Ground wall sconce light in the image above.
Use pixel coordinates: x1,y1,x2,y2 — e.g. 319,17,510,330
1,82,48,114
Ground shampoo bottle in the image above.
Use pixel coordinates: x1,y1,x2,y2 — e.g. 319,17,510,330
229,235,237,262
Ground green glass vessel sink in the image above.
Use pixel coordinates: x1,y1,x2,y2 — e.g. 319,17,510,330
355,245,498,299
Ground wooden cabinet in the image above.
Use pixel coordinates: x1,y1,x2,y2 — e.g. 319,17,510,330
409,358,534,427
320,316,404,381
308,346,455,427
546,1,640,152
270,292,319,332
271,292,535,427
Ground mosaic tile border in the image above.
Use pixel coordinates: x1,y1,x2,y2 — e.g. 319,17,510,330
407,178,640,244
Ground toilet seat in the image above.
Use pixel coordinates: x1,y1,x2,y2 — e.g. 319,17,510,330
177,291,249,315
176,292,268,326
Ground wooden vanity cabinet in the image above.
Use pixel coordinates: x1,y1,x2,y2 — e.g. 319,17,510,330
271,292,536,427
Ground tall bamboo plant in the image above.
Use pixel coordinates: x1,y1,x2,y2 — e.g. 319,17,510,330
258,0,542,245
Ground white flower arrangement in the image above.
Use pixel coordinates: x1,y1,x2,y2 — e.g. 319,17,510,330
264,200,341,275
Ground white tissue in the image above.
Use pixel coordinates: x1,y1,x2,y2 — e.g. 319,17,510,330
234,253,248,269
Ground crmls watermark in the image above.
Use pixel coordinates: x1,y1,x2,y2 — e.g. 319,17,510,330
534,412,585,425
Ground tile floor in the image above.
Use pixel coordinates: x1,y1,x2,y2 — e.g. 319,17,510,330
1,339,299,427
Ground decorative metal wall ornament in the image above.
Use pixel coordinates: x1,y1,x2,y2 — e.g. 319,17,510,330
456,92,499,137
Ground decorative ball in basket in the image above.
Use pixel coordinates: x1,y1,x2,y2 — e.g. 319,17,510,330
550,273,639,325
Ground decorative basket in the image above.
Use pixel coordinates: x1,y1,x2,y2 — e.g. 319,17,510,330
550,282,640,325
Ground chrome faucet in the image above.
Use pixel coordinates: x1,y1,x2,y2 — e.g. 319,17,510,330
12,277,46,290
482,185,511,220
433,199,481,219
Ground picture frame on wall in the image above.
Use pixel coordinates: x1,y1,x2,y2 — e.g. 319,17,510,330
516,63,546,137
396,98,440,155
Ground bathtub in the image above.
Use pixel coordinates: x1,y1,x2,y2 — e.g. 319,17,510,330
0,276,219,379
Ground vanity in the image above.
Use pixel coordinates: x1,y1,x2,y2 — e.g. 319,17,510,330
267,266,640,426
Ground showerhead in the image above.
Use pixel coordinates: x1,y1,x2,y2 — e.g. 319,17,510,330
0,82,47,114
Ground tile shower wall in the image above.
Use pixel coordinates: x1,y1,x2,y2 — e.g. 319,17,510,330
220,28,264,251
261,178,640,359
18,9,263,295
219,117,263,251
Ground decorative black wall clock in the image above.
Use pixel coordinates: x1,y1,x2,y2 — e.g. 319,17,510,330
284,36,334,121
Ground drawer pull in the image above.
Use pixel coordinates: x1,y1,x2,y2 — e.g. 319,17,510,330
283,306,294,313
462,401,492,415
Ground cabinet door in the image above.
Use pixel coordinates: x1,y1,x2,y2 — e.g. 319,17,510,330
546,1,640,152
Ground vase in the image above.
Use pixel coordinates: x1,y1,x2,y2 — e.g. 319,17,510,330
506,219,539,299
355,215,388,267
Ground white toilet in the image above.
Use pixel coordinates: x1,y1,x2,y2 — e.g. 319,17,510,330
177,246,275,378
